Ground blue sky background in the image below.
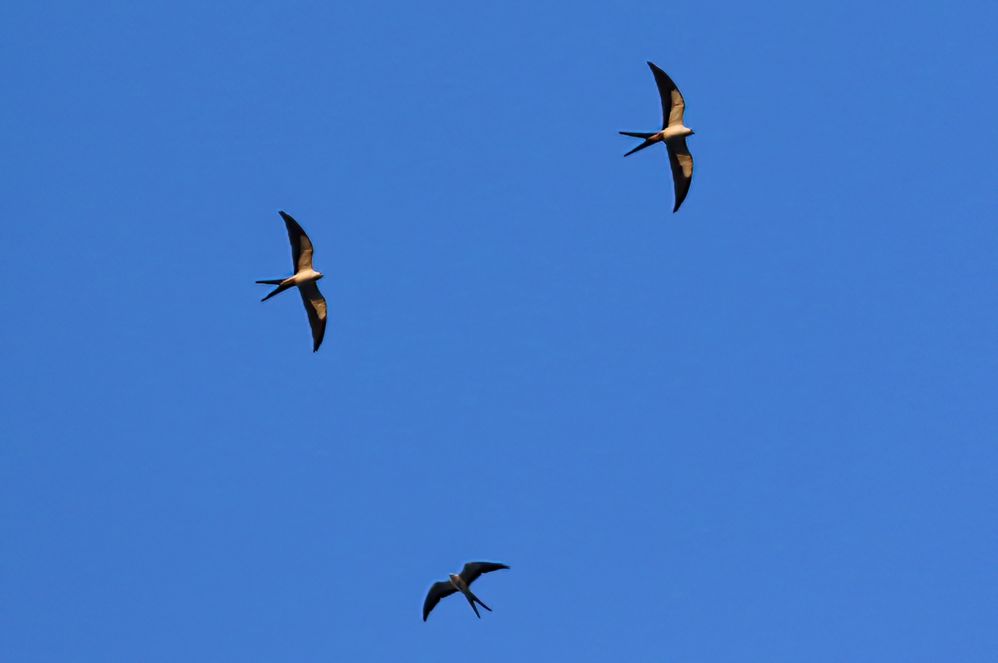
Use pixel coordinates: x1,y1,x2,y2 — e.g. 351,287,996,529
1,1,996,661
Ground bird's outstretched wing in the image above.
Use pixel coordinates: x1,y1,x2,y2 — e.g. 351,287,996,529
279,210,315,273
299,281,327,352
459,561,510,586
666,137,694,213
648,61,686,129
423,581,458,621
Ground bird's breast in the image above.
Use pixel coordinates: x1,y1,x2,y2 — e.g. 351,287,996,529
293,269,321,284
663,125,693,140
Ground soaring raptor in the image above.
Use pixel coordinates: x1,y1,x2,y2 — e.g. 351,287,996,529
422,562,509,621
256,211,328,352
620,62,696,213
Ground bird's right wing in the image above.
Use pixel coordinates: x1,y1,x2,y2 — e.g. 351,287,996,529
279,210,315,272
423,581,458,621
666,137,694,213
459,561,510,586
299,281,327,352
648,61,686,129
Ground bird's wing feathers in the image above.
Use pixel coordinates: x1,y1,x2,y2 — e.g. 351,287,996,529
423,581,458,621
648,62,686,128
299,281,327,352
459,561,510,586
666,137,694,213
279,210,314,273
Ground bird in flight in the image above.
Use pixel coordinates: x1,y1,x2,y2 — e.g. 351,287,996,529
256,211,327,352
422,561,509,621
620,61,695,213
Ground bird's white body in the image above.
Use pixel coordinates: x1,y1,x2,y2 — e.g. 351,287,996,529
285,269,323,286
639,125,694,147
660,125,693,141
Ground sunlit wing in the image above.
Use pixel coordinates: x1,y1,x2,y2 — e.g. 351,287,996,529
666,137,694,213
280,210,314,273
648,61,686,129
299,281,327,352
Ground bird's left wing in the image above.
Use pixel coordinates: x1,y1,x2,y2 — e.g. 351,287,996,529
666,137,694,213
279,210,315,273
423,581,458,621
299,281,327,352
459,561,510,586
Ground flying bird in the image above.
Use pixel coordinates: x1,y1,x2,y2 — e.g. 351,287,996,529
256,211,327,352
620,61,695,212
422,561,509,621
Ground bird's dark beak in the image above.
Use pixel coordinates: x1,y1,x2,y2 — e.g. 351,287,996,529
689,130,695,136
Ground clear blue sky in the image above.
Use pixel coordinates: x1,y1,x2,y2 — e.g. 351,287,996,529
1,1,995,661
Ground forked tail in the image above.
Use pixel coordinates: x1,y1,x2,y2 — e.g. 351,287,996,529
619,131,658,157
464,593,482,618
257,278,293,302
473,593,492,612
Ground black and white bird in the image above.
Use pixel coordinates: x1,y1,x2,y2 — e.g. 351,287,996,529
256,211,328,352
422,562,509,621
620,61,695,213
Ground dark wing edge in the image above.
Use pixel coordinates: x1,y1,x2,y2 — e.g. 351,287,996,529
299,282,327,352
279,210,314,272
647,61,685,128
459,562,510,586
423,581,457,621
666,138,694,213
